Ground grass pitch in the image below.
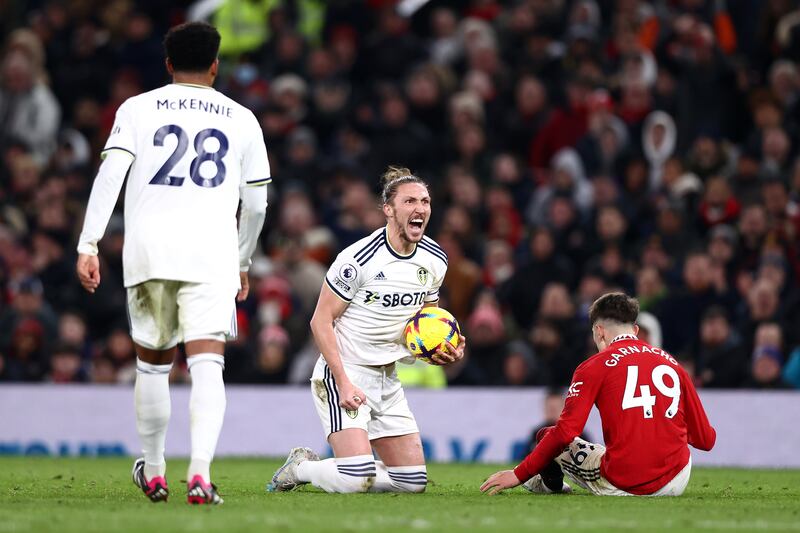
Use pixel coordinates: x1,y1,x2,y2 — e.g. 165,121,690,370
1,458,798,532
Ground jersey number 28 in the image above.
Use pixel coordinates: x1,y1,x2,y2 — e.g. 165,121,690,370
149,125,228,188
621,364,681,419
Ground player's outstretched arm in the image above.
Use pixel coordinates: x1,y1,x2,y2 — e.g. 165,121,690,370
309,283,366,411
505,364,599,490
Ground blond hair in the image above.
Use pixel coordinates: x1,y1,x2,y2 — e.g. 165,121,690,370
380,166,428,205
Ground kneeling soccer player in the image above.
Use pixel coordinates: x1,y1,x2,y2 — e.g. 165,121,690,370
268,166,465,494
482,293,716,496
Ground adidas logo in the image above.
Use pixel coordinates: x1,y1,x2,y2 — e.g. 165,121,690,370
375,271,386,280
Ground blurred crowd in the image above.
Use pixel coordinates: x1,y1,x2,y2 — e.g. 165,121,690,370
1,0,800,389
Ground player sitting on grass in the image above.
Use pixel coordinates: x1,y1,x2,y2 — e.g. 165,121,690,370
482,292,716,496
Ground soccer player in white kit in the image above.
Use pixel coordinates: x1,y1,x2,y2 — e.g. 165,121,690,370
269,167,466,494
75,22,270,505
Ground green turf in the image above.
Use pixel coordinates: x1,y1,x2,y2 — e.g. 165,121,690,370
1,458,798,532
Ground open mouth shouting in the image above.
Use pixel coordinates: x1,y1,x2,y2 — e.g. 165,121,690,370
407,216,426,239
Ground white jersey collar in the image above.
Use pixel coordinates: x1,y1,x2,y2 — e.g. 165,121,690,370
384,226,417,259
610,333,638,345
173,82,214,90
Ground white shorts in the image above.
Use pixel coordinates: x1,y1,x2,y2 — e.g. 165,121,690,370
126,279,237,350
310,357,419,441
555,437,691,496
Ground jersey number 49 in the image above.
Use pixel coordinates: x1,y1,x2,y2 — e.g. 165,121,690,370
622,364,681,419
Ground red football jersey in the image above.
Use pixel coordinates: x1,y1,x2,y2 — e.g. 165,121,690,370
514,334,716,495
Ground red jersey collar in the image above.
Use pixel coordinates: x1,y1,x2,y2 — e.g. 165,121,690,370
610,333,638,345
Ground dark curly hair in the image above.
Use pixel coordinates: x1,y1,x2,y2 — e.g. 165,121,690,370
163,22,220,73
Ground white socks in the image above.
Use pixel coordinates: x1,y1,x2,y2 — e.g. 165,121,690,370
134,354,226,483
134,359,172,480
297,455,376,493
187,353,226,483
296,455,427,493
370,462,427,493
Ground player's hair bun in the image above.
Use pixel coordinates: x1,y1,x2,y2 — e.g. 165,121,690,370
380,166,427,205
381,166,413,186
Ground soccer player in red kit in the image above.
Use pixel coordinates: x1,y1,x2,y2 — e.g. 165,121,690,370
481,292,716,496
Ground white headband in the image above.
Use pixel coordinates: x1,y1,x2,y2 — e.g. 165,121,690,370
382,175,420,202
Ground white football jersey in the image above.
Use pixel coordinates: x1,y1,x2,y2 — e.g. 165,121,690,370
102,83,270,288
325,227,448,365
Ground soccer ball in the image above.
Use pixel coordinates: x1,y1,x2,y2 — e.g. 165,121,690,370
404,307,460,363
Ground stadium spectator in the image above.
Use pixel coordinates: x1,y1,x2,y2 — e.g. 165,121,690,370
48,341,86,383
405,64,448,141
277,237,327,318
529,76,591,170
427,7,459,66
501,340,537,386
748,322,790,388
636,265,669,314
204,0,276,58
248,324,292,384
0,277,58,349
465,290,507,385
695,305,749,388
98,326,137,384
500,226,574,331
546,195,587,266
1,0,799,391
575,269,607,323
657,252,735,354
0,317,48,381
367,87,433,178
707,224,739,289
502,75,549,157
698,175,741,229
636,311,663,348
527,318,571,388
57,310,91,360
741,278,783,355
537,282,583,363
482,238,515,289
527,147,593,226
642,110,677,189
360,6,427,83
0,29,61,165
437,232,480,322
737,203,770,273
90,355,118,384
